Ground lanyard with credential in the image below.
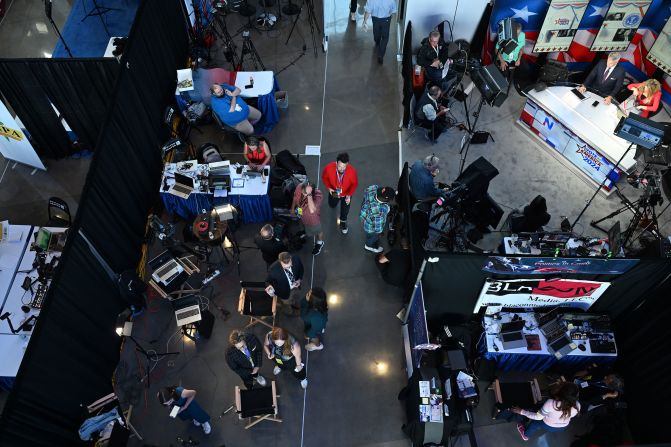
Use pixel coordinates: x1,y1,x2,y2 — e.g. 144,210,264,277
336,168,346,187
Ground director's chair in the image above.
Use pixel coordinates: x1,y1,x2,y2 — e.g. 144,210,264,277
235,381,282,429
82,392,142,444
238,281,277,329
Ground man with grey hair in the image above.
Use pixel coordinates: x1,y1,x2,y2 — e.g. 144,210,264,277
414,85,449,142
417,31,452,85
409,155,449,201
254,224,287,267
578,52,625,105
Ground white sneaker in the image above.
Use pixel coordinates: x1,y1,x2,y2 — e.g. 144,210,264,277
365,244,383,253
350,12,356,21
202,421,211,435
305,343,324,351
273,365,281,375
300,378,308,389
256,375,267,386
193,420,201,427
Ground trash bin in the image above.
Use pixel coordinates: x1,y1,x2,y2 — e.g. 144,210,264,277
275,91,288,109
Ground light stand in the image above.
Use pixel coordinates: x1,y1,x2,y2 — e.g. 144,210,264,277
285,0,321,57
44,0,73,58
208,9,241,69
116,316,179,389
457,96,493,175
239,30,266,71
571,142,635,231
81,0,120,37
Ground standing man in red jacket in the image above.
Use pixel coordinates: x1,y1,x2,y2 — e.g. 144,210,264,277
322,152,359,234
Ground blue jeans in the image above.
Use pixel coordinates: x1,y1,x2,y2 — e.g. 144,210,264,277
525,420,567,438
365,232,380,248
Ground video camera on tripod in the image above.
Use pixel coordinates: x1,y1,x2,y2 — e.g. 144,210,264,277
149,215,176,243
435,181,469,210
637,173,664,208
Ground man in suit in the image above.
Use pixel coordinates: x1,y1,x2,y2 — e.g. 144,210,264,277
578,52,625,105
254,224,287,268
265,252,304,315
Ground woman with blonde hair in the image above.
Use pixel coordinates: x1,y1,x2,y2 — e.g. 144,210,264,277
627,78,662,118
263,327,308,388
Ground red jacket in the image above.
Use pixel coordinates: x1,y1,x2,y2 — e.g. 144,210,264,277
321,162,358,197
627,82,661,118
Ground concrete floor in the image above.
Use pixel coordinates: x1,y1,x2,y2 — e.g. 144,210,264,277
0,0,664,446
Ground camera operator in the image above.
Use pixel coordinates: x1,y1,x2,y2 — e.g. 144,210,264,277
409,155,450,201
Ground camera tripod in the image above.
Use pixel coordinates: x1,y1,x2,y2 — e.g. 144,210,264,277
239,30,266,70
208,10,241,69
591,187,663,249
286,0,321,57
457,91,494,175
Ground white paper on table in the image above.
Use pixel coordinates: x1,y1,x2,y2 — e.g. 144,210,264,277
213,189,228,198
305,145,321,156
419,380,431,398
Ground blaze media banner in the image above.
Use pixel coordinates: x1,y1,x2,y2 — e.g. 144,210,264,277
483,256,639,275
473,278,610,311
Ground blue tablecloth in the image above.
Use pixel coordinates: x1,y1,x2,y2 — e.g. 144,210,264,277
161,192,272,224
480,342,616,373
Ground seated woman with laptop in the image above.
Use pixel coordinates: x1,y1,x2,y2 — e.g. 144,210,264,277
625,78,662,118
243,136,271,171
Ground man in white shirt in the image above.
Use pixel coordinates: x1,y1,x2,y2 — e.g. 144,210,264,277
362,0,397,64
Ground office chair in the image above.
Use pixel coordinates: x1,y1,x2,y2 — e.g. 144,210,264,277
198,143,224,163
212,109,246,143
505,195,551,234
46,197,72,227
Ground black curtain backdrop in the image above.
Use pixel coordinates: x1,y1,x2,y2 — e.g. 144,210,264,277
402,21,413,127
0,0,189,445
614,274,671,444
0,59,119,158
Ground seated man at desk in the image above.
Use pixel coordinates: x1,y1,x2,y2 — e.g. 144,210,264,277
409,155,448,201
416,31,453,89
210,83,263,136
414,86,450,143
243,136,271,171
573,365,624,414
577,52,625,105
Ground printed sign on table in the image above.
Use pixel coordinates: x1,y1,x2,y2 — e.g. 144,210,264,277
473,278,610,312
482,256,639,275
590,0,653,52
534,0,590,53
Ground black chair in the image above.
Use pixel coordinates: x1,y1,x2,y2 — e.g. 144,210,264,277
509,195,551,233
198,143,224,164
46,197,71,227
212,109,246,142
238,282,276,329
235,381,282,429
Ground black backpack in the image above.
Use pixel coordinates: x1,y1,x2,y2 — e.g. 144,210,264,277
275,150,306,175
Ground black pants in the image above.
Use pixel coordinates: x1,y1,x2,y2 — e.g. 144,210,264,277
350,0,356,13
372,16,391,58
328,194,350,221
239,370,260,390
418,119,447,141
275,356,306,381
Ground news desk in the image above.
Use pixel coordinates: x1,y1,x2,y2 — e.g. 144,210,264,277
518,86,636,196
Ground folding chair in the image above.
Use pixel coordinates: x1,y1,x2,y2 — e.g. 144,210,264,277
493,378,542,409
235,381,282,429
148,255,200,300
83,392,142,443
46,197,71,227
238,281,277,329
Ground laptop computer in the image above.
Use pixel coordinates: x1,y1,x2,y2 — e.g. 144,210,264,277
547,333,577,359
616,96,639,119
35,227,67,252
168,172,195,199
173,295,202,326
149,251,185,287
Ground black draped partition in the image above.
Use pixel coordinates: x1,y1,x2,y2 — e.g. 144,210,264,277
0,0,189,444
0,59,119,158
401,21,413,127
